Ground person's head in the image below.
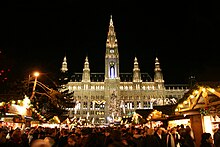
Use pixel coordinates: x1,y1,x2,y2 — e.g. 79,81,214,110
104,128,111,136
156,127,163,135
44,137,55,146
11,129,21,139
180,124,184,129
185,126,191,134
31,139,51,147
37,126,43,131
201,133,213,144
61,129,69,136
170,127,176,134
108,141,123,147
0,128,6,137
81,128,92,137
134,128,140,134
147,128,154,135
67,135,77,146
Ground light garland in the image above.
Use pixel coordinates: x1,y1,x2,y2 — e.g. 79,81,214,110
92,100,106,104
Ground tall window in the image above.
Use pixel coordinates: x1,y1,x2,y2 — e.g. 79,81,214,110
83,102,87,109
110,62,115,78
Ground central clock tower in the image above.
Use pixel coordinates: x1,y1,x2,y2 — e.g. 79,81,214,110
105,15,119,80
104,15,121,120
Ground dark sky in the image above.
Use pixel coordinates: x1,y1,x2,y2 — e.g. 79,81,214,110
0,1,219,84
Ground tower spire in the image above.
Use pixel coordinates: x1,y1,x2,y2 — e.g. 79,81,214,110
154,57,164,89
110,15,113,27
82,56,90,82
105,15,120,80
133,57,141,82
61,56,68,73
106,15,118,49
154,57,161,72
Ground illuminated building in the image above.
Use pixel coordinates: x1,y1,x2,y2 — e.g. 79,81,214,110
59,16,189,123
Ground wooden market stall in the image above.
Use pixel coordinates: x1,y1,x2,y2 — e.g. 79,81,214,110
135,104,177,128
175,82,220,147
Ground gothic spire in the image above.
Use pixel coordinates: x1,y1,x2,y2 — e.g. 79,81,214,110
109,15,114,27
82,56,90,82
105,15,120,80
106,15,118,49
154,57,161,72
61,56,68,73
83,56,90,70
133,57,139,70
133,57,141,82
154,57,164,88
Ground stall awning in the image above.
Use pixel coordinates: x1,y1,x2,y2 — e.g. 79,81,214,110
135,105,177,119
153,105,177,115
135,109,154,119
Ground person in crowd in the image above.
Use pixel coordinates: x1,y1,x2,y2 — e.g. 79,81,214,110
0,123,201,147
107,141,127,147
154,127,167,147
0,128,7,146
141,128,160,147
7,129,23,147
28,128,35,144
103,127,114,147
214,124,220,147
132,128,143,146
181,126,195,147
57,129,69,147
200,133,213,147
78,127,96,147
166,127,180,147
178,124,186,146
65,134,79,147
31,139,51,147
44,136,55,147
21,133,30,147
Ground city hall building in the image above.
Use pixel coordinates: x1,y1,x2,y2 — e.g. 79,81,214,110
59,16,189,123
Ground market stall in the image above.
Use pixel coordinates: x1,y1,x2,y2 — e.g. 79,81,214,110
175,82,220,147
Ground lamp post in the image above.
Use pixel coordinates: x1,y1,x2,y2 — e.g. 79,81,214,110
30,72,40,100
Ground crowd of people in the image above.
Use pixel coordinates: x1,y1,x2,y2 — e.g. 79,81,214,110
0,123,219,147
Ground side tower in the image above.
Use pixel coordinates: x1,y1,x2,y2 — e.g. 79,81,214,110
82,56,91,83
133,57,142,83
154,57,165,89
104,15,121,121
59,55,69,85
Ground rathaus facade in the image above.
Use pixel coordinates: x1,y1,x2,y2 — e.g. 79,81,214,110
59,16,189,123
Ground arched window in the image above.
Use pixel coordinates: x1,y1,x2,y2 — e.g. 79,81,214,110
109,62,115,78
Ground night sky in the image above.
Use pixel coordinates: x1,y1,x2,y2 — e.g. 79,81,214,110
0,1,219,84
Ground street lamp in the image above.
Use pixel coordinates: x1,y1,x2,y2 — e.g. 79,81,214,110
30,72,40,100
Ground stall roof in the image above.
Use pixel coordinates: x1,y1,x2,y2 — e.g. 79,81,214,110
136,109,154,119
178,82,220,104
176,82,220,113
135,105,177,119
153,105,177,115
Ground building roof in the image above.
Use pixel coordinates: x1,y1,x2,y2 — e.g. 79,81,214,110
70,72,153,82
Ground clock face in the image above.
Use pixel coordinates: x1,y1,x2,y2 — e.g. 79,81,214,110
110,49,114,53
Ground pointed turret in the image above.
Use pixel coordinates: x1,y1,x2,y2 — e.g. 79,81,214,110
59,55,69,85
61,56,68,73
154,57,164,89
82,56,90,82
133,57,142,82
